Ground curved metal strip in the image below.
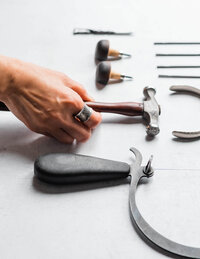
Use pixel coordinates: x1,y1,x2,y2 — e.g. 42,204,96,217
170,85,200,95
129,147,142,167
170,85,200,140
173,130,200,139
129,171,200,258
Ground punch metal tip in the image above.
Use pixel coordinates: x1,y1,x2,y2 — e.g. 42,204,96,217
143,155,154,177
119,52,132,57
121,75,133,80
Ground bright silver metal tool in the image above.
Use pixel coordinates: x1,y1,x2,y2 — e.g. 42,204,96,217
160,75,200,79
73,28,132,35
170,85,200,139
157,66,200,69
143,87,161,136
154,42,200,45
129,147,200,258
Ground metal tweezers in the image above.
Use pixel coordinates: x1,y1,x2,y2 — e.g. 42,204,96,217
73,28,132,35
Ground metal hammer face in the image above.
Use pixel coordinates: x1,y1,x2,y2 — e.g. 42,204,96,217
143,87,161,136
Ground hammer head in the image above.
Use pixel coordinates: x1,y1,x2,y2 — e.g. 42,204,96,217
143,87,161,136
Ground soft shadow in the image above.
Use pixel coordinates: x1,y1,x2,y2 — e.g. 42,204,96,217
95,57,122,65
32,176,130,194
95,79,123,90
102,117,145,125
145,135,156,142
96,81,106,90
170,91,200,98
139,177,152,185
0,124,33,148
172,136,200,142
0,133,80,161
0,102,9,111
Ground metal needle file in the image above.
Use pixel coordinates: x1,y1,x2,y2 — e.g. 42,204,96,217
159,75,200,78
156,54,200,56
157,66,200,69
73,28,132,35
154,42,200,45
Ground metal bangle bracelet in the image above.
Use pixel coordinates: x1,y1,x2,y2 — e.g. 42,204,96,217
74,104,92,122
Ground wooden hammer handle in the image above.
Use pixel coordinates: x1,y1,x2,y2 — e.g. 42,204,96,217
86,102,143,116
0,101,144,116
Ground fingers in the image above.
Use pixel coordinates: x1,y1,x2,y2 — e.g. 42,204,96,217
66,86,102,128
54,76,102,143
62,75,102,129
51,128,74,144
83,110,102,129
72,84,93,101
63,77,94,101
64,118,92,142
63,109,101,142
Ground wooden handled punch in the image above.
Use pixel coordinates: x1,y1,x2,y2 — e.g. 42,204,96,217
96,61,132,86
95,40,131,61
86,87,161,136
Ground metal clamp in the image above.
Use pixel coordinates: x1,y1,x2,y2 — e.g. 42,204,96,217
129,147,200,258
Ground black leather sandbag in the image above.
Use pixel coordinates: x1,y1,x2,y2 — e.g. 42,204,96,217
34,153,130,184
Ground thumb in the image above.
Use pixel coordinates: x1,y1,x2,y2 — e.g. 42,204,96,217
65,77,94,102
72,84,94,101
67,80,94,101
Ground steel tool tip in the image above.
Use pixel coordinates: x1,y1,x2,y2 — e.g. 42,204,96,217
121,75,133,80
143,155,154,177
119,52,132,57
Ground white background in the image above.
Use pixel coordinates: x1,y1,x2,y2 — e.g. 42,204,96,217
0,0,200,258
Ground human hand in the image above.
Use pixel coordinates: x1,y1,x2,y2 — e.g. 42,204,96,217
0,56,101,143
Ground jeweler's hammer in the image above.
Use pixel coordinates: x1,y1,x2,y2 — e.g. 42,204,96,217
0,87,161,136
86,87,161,136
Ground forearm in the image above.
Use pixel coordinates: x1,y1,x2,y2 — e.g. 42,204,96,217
0,55,13,102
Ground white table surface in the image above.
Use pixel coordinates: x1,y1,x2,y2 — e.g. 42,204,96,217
0,0,200,258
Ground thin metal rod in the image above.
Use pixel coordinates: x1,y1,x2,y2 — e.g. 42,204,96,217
111,32,133,35
159,75,200,78
157,66,200,69
119,52,132,57
121,75,133,80
156,54,200,56
73,28,132,35
154,42,200,45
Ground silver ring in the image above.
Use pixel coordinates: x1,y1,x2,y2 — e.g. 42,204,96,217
74,104,92,122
